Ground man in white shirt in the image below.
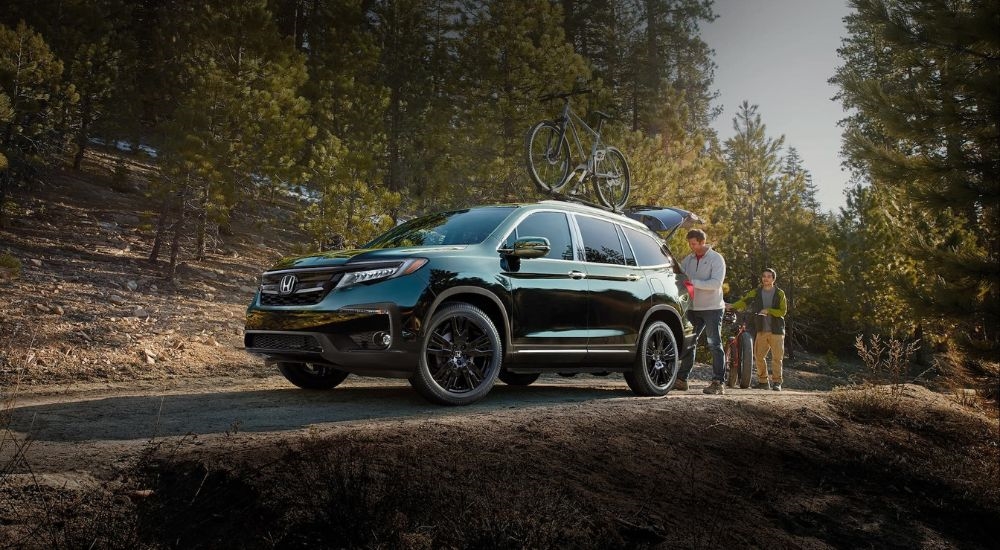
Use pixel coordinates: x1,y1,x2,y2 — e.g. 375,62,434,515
675,229,727,394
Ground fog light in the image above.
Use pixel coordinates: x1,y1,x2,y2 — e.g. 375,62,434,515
373,331,391,348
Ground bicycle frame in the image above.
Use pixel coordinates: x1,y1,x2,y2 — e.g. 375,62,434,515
554,100,606,186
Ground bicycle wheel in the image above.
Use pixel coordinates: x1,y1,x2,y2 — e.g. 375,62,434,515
592,146,630,209
526,121,571,193
725,337,739,388
738,332,754,389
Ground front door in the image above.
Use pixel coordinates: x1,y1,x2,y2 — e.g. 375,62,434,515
502,211,589,359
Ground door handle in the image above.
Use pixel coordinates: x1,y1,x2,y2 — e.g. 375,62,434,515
627,274,641,281
568,270,586,280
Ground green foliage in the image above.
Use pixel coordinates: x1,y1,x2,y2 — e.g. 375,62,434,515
0,21,67,163
832,0,999,358
0,252,20,271
715,103,844,351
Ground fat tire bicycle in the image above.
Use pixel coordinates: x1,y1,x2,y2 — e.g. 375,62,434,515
525,90,631,210
724,310,755,389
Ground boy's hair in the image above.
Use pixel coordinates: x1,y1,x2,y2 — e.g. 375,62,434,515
686,229,707,242
763,267,777,281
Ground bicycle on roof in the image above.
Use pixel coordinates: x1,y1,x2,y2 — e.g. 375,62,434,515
525,89,631,211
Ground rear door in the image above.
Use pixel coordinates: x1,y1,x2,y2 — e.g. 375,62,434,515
573,214,651,356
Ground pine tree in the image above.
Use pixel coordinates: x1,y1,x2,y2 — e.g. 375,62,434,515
832,0,1000,356
0,21,68,226
451,0,590,205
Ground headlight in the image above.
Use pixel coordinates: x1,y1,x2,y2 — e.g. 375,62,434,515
335,258,427,289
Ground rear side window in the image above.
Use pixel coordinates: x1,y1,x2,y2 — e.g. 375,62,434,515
623,226,672,267
513,211,574,260
576,216,625,265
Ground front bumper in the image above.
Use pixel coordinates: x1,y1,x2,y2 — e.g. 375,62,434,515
244,302,421,378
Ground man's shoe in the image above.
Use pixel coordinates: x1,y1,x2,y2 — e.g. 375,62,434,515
672,379,689,391
756,380,771,390
703,380,725,395
772,384,782,391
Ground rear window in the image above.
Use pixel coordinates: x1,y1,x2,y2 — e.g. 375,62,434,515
623,226,673,267
576,215,626,265
365,207,516,248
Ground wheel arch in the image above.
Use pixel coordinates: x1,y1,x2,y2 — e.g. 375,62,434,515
640,305,685,357
426,286,511,357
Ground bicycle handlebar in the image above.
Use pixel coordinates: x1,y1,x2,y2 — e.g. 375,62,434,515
539,89,592,102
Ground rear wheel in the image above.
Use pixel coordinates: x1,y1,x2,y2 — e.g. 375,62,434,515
498,370,541,386
738,332,754,389
624,321,678,396
277,361,349,390
592,146,630,210
526,121,571,193
409,304,503,405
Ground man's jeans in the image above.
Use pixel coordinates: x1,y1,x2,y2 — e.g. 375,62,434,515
677,308,726,383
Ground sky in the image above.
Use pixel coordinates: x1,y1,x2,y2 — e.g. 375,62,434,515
702,0,853,212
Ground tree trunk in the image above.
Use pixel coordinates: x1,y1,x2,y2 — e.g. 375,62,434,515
195,181,209,261
148,195,172,264
167,185,189,281
72,100,93,170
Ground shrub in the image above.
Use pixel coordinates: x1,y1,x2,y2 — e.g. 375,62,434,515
0,252,20,280
829,334,918,419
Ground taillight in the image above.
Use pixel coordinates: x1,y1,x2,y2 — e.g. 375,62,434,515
684,280,694,299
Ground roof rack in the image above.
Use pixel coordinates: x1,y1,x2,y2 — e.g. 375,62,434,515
535,189,626,214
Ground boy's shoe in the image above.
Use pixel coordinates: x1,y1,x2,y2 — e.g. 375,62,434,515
756,380,771,390
772,384,782,391
703,380,725,395
672,379,689,391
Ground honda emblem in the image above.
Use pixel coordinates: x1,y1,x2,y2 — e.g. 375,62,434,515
278,275,297,295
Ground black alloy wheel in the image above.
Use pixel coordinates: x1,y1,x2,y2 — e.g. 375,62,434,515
410,304,503,405
625,321,679,396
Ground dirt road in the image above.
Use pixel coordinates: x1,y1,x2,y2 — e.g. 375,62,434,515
4,373,821,480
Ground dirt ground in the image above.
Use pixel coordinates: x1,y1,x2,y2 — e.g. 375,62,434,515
1,153,998,548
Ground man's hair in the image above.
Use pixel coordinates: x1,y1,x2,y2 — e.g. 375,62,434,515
686,229,707,242
763,267,777,281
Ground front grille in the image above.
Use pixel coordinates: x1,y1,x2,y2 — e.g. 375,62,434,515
247,333,323,353
259,270,344,306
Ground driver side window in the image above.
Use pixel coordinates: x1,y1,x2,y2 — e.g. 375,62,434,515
510,212,574,261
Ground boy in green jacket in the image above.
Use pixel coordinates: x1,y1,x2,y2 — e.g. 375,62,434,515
727,268,788,391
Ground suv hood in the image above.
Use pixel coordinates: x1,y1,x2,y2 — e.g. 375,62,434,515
625,206,702,239
269,246,467,271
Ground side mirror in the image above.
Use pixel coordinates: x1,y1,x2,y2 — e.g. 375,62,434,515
500,236,550,259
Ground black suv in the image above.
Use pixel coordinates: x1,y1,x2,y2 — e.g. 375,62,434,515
244,200,698,405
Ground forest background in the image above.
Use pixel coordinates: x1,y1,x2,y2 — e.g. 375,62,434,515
0,0,996,386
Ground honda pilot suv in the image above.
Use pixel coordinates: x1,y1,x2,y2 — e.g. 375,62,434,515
244,200,698,405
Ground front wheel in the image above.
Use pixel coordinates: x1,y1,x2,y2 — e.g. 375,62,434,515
277,362,349,390
624,321,678,396
409,304,503,405
526,121,571,193
592,146,630,210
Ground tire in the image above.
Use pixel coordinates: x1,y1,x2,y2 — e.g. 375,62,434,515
726,338,740,388
624,321,679,396
498,370,540,386
738,332,754,389
277,361,349,390
526,121,571,193
409,304,503,405
592,146,630,210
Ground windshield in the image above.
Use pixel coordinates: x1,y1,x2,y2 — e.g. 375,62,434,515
365,206,517,249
